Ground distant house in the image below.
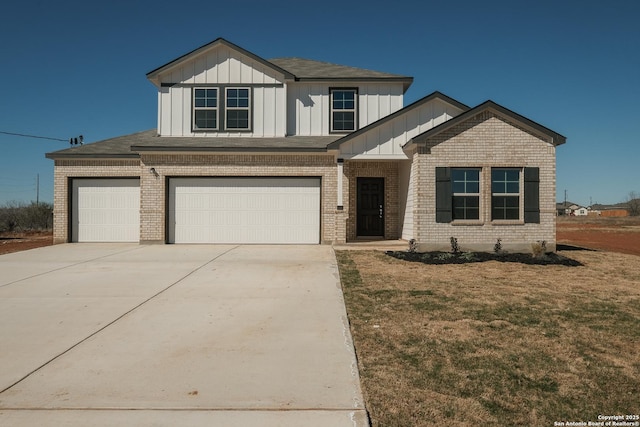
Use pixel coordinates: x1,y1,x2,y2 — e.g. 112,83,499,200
46,37,566,252
573,207,588,216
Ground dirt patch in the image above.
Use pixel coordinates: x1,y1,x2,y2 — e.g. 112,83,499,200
0,231,53,255
557,216,640,256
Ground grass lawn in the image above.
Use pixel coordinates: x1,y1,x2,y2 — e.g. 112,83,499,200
336,249,640,426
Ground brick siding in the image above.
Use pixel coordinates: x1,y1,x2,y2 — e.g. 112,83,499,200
53,154,344,244
411,112,557,252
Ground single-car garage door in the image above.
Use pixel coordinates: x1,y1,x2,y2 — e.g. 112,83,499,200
71,179,140,242
168,177,320,244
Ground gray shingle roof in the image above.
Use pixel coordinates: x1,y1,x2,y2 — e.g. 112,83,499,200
45,130,340,158
269,57,413,93
45,130,152,158
269,57,411,80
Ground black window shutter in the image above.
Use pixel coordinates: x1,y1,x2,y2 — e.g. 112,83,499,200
524,167,540,223
435,167,452,223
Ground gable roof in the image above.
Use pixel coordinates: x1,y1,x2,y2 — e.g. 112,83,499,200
327,91,469,150
407,100,567,147
146,38,295,87
269,58,413,92
146,38,413,91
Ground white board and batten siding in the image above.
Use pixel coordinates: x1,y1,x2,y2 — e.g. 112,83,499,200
168,177,321,244
339,99,465,159
157,44,287,137
286,82,404,136
71,179,140,243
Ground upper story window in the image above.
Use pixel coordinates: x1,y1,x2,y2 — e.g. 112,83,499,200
193,88,218,130
491,168,521,220
330,88,357,133
193,87,251,132
452,168,480,220
225,88,250,130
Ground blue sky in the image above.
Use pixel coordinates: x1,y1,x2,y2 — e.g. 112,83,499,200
1,0,638,206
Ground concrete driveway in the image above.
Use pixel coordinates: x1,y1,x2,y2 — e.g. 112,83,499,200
0,244,367,426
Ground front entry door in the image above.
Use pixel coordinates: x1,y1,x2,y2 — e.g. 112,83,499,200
357,178,384,237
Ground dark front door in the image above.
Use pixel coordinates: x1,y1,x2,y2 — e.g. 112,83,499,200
357,178,384,237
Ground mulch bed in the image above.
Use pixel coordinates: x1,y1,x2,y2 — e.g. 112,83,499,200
387,250,583,266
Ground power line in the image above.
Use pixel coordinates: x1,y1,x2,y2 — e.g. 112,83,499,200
0,131,67,142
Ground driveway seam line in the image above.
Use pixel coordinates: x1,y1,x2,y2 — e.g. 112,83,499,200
0,245,240,395
0,245,147,289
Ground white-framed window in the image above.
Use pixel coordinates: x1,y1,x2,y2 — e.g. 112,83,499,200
330,88,357,132
225,87,251,130
491,168,521,220
452,168,480,220
193,88,218,130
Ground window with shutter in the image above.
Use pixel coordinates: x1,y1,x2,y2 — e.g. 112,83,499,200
435,167,452,223
524,167,540,223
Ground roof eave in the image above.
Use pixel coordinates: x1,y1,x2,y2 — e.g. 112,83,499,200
295,77,414,93
407,101,567,148
45,153,140,160
130,146,328,153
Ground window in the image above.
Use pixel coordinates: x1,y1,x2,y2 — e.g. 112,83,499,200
330,89,357,132
436,167,539,224
452,169,480,220
492,168,520,220
225,88,250,130
193,87,251,131
193,88,218,130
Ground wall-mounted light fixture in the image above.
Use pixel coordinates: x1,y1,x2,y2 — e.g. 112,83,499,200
150,167,159,177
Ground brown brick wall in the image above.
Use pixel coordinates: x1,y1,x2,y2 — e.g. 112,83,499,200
411,112,557,252
52,154,343,244
344,161,399,241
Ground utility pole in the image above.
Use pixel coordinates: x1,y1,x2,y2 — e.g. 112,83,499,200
36,174,39,206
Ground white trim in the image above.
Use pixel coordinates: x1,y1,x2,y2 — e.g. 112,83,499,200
337,161,344,207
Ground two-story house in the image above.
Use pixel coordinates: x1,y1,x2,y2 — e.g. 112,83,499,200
46,38,566,252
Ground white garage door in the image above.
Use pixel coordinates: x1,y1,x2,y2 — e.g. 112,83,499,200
72,179,140,242
168,177,320,244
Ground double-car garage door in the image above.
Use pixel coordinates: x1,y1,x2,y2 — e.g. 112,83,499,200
71,177,320,244
168,177,320,244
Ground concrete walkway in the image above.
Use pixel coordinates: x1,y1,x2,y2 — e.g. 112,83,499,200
0,244,367,426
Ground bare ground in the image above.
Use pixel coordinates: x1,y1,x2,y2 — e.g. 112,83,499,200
0,231,53,255
557,216,640,256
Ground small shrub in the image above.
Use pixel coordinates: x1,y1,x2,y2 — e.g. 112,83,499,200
408,239,418,253
531,240,548,258
494,238,503,254
450,237,460,253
